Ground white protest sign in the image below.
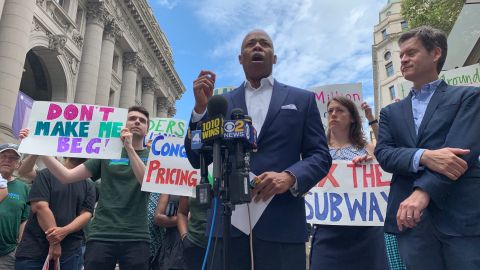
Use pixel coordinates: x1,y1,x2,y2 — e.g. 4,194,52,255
142,136,199,197
309,83,364,126
19,101,127,159
305,160,391,226
144,118,187,147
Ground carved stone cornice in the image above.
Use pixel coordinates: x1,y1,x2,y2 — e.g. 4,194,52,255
123,52,142,71
49,35,67,55
86,2,108,26
64,52,79,75
167,104,176,118
122,0,185,98
72,31,84,49
157,97,169,115
103,19,122,42
32,18,52,36
142,77,157,94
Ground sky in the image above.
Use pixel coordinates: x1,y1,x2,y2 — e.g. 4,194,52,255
147,0,387,121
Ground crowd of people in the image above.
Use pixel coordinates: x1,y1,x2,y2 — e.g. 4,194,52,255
1,25,479,270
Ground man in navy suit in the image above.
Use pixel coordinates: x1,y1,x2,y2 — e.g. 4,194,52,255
184,29,331,270
375,26,480,269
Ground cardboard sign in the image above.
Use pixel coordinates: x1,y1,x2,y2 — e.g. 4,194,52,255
141,136,199,197
19,101,127,159
309,83,364,125
305,160,391,226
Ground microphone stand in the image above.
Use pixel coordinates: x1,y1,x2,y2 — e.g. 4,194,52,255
220,147,232,270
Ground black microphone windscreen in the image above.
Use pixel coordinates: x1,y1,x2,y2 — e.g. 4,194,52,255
231,108,244,119
207,95,228,117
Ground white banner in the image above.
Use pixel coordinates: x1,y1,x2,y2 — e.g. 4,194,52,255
305,160,391,226
19,101,127,159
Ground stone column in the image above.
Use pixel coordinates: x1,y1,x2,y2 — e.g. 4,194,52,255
119,52,141,108
156,97,169,118
141,77,156,115
0,0,35,142
74,2,107,104
0,0,5,19
167,103,177,118
95,20,120,105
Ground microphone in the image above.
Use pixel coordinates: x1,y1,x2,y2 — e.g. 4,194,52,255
196,96,228,207
229,108,251,204
206,96,228,183
196,120,211,206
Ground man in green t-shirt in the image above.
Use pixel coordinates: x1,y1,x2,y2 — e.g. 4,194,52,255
40,106,151,270
0,143,29,269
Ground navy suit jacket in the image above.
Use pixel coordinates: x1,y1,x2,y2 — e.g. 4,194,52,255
185,80,332,243
375,81,480,236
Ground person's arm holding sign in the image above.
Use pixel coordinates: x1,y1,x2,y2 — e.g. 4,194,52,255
20,129,91,185
40,156,92,184
121,127,146,185
362,101,378,141
17,129,39,183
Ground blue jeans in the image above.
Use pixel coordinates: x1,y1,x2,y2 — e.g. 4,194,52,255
15,248,82,270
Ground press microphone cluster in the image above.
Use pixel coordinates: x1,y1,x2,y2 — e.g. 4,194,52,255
191,95,257,207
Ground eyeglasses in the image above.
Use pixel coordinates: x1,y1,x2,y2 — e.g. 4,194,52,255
0,155,20,162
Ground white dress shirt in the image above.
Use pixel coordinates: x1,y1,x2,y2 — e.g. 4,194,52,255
191,75,274,133
244,75,274,135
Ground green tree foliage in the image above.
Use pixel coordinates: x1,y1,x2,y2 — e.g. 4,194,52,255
401,0,464,34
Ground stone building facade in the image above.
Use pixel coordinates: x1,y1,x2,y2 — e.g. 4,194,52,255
371,0,407,118
0,0,185,143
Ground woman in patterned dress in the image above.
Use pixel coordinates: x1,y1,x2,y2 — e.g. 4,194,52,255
309,96,388,270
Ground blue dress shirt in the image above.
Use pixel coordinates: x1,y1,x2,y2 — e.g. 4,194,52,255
410,79,442,172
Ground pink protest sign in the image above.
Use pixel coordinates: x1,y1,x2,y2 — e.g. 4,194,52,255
19,101,128,159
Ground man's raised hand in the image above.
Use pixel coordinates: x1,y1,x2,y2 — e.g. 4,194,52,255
193,70,216,114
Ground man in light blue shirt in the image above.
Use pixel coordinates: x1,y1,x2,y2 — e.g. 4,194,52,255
375,26,480,270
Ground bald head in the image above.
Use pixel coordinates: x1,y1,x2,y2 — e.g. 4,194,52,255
238,29,277,88
241,29,274,52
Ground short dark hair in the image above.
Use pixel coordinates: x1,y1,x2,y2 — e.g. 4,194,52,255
128,105,150,121
326,96,367,149
398,26,447,74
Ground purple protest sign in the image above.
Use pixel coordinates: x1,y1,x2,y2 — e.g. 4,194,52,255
12,91,33,139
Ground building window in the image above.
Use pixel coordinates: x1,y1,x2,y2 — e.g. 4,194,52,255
401,21,408,30
384,51,391,61
385,62,394,77
389,85,396,100
381,29,387,40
